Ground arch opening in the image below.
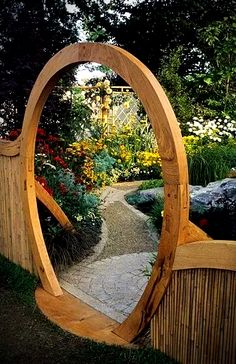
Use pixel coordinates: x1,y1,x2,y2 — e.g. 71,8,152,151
20,42,191,341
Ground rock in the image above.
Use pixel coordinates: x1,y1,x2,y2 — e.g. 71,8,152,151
190,178,236,212
129,178,236,214
126,178,236,239
139,187,164,200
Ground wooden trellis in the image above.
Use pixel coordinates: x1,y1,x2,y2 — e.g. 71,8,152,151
0,42,235,363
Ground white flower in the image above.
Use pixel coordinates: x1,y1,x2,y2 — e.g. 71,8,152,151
75,214,83,222
43,162,56,170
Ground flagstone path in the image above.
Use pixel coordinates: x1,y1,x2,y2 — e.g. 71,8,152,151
59,182,158,323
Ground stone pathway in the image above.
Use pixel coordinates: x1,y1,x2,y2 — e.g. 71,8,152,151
59,182,158,322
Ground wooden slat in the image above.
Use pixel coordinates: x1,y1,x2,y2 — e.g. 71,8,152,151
152,269,236,364
0,155,33,272
35,287,130,346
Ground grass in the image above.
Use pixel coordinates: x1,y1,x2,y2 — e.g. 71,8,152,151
0,253,38,307
188,142,236,186
0,254,177,363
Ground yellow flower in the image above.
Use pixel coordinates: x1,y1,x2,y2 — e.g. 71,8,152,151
106,87,112,95
123,101,130,109
103,79,110,88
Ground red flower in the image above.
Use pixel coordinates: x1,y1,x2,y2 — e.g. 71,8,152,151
36,137,45,144
48,134,60,142
36,176,47,187
59,182,67,195
42,143,54,155
9,130,20,140
37,128,46,136
54,155,68,169
36,176,54,196
86,184,93,192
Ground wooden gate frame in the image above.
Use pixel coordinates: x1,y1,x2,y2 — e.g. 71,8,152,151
2,42,210,341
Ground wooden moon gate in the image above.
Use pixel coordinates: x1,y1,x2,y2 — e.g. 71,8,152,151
0,42,210,342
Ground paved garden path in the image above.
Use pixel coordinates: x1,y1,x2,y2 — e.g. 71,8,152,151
59,182,158,323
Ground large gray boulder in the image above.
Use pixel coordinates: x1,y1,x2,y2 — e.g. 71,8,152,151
190,178,236,212
138,179,236,211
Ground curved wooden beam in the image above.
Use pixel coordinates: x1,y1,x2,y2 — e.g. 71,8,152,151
173,240,236,271
35,180,73,230
20,42,189,338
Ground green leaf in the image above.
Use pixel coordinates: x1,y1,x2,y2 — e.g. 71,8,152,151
203,77,213,85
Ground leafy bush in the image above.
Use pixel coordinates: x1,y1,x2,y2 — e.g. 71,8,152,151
125,192,156,214
148,196,164,233
139,179,164,190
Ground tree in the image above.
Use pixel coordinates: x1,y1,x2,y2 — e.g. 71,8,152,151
70,0,235,75
186,16,236,119
0,0,78,137
70,0,236,125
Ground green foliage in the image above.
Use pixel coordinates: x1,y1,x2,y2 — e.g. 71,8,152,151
184,136,236,186
125,192,156,213
148,196,164,233
186,16,236,120
158,47,195,133
0,0,78,137
60,87,93,143
139,179,164,190
43,220,102,271
73,0,234,74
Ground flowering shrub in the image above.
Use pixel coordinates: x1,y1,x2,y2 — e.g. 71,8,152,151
66,140,116,188
65,115,161,184
186,116,236,143
7,127,101,228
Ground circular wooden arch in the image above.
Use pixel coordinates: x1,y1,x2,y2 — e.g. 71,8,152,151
20,42,197,341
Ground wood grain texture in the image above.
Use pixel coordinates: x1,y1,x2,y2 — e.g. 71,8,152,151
19,42,190,338
173,240,236,271
0,137,21,156
35,287,130,346
0,155,33,272
35,180,73,229
180,221,212,245
151,268,236,364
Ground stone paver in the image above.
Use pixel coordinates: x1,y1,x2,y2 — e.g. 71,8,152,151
60,252,152,323
59,183,157,323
